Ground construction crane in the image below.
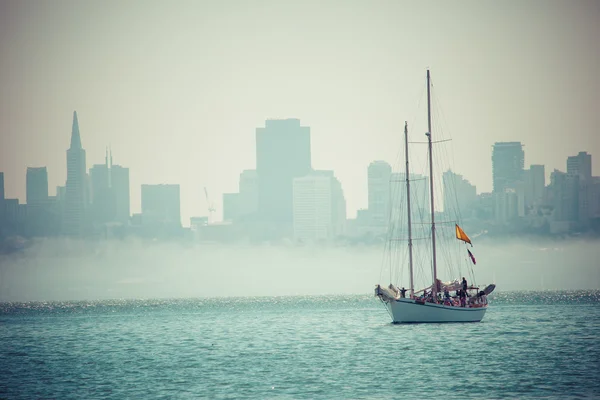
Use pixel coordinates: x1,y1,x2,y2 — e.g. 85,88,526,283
204,186,216,224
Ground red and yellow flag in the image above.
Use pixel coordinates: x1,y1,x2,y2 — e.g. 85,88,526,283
455,224,472,246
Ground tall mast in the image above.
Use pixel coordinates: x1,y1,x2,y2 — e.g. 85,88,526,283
404,121,415,298
426,69,438,298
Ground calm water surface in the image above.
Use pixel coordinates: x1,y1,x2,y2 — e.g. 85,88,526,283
1,291,599,399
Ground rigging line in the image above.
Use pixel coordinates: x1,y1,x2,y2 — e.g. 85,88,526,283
409,82,427,133
412,220,457,225
431,84,466,226
391,169,408,286
390,237,432,241
431,77,454,142
397,240,406,288
455,242,464,280
379,209,392,285
429,115,458,281
408,139,452,144
445,157,466,227
387,178,395,285
390,177,428,182
464,243,476,286
463,244,476,288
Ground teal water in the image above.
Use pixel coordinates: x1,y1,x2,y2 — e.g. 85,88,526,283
1,291,599,399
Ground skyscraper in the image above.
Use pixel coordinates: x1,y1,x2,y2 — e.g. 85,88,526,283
63,111,88,236
524,164,545,208
223,169,259,223
292,170,346,240
492,142,524,193
111,164,130,224
368,161,392,226
256,119,311,225
26,167,57,236
141,184,181,227
26,167,49,205
547,170,579,223
442,170,476,218
567,151,592,181
239,169,258,218
89,149,130,226
390,172,430,221
90,153,113,226
222,192,241,222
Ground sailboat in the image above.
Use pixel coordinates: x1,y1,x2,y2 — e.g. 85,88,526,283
374,70,496,323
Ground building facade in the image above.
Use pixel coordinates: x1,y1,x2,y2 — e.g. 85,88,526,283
567,151,592,181
63,111,88,236
239,169,258,219
292,170,346,241
256,119,312,225
141,184,181,227
389,172,431,229
524,164,545,208
222,169,259,223
492,142,524,193
89,150,130,226
367,161,392,226
442,170,476,219
90,159,113,225
111,164,130,224
26,167,49,205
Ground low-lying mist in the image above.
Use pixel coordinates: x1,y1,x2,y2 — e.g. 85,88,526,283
0,237,598,302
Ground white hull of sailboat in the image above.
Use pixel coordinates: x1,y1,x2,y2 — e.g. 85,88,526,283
385,298,487,323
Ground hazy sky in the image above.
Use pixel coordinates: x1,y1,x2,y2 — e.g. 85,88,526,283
1,0,598,225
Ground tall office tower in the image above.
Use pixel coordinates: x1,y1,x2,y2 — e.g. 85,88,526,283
390,172,430,223
256,119,311,224
547,170,579,222
89,149,130,225
25,167,50,236
523,164,545,208
90,151,113,225
239,169,258,217
492,142,524,193
566,152,594,226
141,184,181,227
223,169,259,223
442,170,476,218
26,167,49,205
567,151,592,181
111,164,130,224
367,161,392,226
222,192,240,222
292,170,346,241
63,111,88,236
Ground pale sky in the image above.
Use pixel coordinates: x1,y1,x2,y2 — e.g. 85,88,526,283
1,0,598,225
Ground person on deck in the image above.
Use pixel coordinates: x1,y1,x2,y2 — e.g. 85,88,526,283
400,287,407,298
443,288,451,306
462,277,470,299
459,289,466,307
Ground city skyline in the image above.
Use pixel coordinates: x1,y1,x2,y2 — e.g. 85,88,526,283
0,110,596,228
1,1,599,225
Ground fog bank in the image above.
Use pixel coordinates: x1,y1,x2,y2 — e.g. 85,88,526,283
0,238,598,302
